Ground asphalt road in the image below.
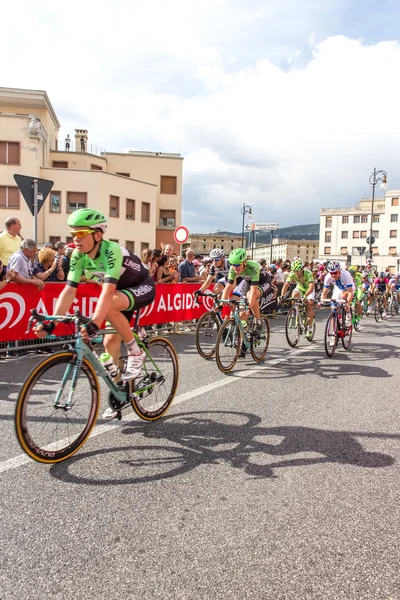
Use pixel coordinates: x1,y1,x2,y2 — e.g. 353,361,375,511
1,311,400,600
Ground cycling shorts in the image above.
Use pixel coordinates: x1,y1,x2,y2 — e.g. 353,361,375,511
119,276,156,323
293,286,315,301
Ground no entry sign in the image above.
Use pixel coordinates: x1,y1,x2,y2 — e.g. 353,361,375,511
174,226,189,244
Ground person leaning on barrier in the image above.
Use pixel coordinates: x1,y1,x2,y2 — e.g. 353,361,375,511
0,266,16,291
156,254,176,283
33,247,65,282
7,238,45,290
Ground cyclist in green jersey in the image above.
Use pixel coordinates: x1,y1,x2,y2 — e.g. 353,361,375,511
34,209,156,415
348,266,363,319
280,259,315,339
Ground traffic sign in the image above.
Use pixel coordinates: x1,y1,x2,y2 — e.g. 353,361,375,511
366,236,375,245
173,226,189,244
254,223,279,231
14,174,54,216
357,246,366,256
245,223,258,231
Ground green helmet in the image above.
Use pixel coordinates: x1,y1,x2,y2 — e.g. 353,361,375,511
291,259,303,272
229,248,247,265
348,266,357,275
67,209,107,233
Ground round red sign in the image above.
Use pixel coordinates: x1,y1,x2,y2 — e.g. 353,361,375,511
174,226,189,244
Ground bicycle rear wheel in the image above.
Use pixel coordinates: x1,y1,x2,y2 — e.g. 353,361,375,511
15,352,100,463
285,307,300,347
324,314,338,357
215,318,241,373
374,300,382,322
195,311,220,358
390,296,399,316
341,322,352,350
250,315,270,362
131,337,179,421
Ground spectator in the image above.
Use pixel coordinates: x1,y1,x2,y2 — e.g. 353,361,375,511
259,258,267,269
55,241,70,278
65,134,71,151
178,248,203,283
0,217,23,278
141,248,153,270
156,254,176,284
33,247,65,282
80,136,86,152
149,249,162,280
0,263,16,290
7,238,45,289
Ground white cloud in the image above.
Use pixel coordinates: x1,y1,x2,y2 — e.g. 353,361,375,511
2,1,400,233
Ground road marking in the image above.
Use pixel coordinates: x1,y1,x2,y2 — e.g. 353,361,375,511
0,343,320,475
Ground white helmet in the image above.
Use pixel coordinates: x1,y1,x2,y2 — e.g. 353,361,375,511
210,248,225,259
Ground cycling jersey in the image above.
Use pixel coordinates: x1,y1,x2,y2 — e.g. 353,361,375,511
374,277,389,292
323,270,354,291
227,260,268,286
286,269,314,295
389,277,400,289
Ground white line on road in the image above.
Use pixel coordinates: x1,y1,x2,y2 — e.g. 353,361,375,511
0,343,319,475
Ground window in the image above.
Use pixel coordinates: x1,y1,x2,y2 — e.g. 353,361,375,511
373,247,379,255
324,247,331,255
390,230,397,238
160,176,177,194
50,191,61,213
389,247,397,256
325,217,332,227
341,231,348,239
203,244,206,249
141,242,149,253
125,240,135,253
66,236,73,244
361,215,368,223
116,172,130,178
392,198,399,207
0,186,20,208
141,202,150,222
391,214,398,222
342,215,349,224
90,164,103,170
109,195,120,218
353,215,360,223
159,209,176,227
67,192,87,212
352,231,360,238
340,247,348,255
373,215,380,223
325,232,331,243
126,198,135,220
372,230,379,238
360,230,367,237
52,161,68,168
49,236,61,244
0,141,20,165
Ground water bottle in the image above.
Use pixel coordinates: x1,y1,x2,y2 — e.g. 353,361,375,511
99,353,118,378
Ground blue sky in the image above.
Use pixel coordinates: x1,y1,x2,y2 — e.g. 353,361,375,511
2,0,400,233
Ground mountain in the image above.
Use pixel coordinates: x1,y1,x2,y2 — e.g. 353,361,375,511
215,223,320,244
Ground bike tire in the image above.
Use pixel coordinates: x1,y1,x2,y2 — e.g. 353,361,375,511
374,300,382,323
131,337,179,421
341,322,352,350
250,315,270,362
390,297,398,317
15,351,100,464
324,314,338,357
195,311,221,359
285,307,300,347
306,318,316,342
215,318,241,373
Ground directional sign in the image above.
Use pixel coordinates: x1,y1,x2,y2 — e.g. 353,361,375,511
245,223,258,231
14,174,54,216
253,223,279,231
173,226,189,244
366,236,375,245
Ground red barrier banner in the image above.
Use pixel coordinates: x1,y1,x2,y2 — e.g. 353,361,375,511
0,283,214,342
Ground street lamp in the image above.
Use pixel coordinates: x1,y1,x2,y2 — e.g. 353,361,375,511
241,203,252,248
368,168,387,264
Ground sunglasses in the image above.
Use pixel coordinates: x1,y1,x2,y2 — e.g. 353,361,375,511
330,270,340,276
232,263,243,268
70,229,96,239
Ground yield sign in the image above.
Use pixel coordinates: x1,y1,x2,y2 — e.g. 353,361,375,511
14,174,54,216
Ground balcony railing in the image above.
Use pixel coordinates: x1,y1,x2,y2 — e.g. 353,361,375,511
51,140,106,156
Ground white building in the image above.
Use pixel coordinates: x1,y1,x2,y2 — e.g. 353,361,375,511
251,239,319,263
319,191,400,273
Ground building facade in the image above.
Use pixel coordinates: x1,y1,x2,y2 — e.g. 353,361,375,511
251,239,319,263
0,87,183,252
319,192,400,272
181,233,243,256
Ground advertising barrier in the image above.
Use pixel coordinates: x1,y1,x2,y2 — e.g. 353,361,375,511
0,283,214,343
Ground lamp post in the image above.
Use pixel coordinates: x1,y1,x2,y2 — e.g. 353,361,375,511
368,168,387,264
241,203,252,248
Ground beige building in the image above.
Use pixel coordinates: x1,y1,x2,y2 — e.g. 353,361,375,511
0,87,183,252
181,233,243,256
319,191,400,272
252,239,319,263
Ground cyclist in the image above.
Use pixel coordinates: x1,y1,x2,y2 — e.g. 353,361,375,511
372,271,389,318
361,270,373,314
195,248,230,296
34,209,156,419
320,261,354,325
388,272,400,305
348,266,363,321
280,259,315,339
220,248,273,332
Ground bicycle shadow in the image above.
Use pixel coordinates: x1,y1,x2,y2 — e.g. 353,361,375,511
50,410,396,486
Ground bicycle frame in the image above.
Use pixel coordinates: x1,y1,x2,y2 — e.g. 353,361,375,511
219,298,253,351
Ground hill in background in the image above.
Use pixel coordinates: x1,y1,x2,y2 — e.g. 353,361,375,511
216,223,320,245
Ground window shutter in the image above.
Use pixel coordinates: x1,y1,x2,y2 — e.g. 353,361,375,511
0,142,7,164
160,176,177,194
7,143,20,164
8,187,20,208
0,186,6,207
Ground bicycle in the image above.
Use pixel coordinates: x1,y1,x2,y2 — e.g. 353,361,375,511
373,292,386,322
284,297,316,347
15,309,179,464
321,299,352,357
215,299,270,373
195,292,224,359
388,290,400,316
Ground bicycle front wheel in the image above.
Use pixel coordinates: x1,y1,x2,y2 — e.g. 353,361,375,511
215,318,241,373
374,300,382,322
195,311,220,358
131,337,179,421
285,307,300,347
15,352,100,464
250,315,270,362
324,314,338,357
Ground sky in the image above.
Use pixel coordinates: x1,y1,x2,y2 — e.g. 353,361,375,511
2,0,400,233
